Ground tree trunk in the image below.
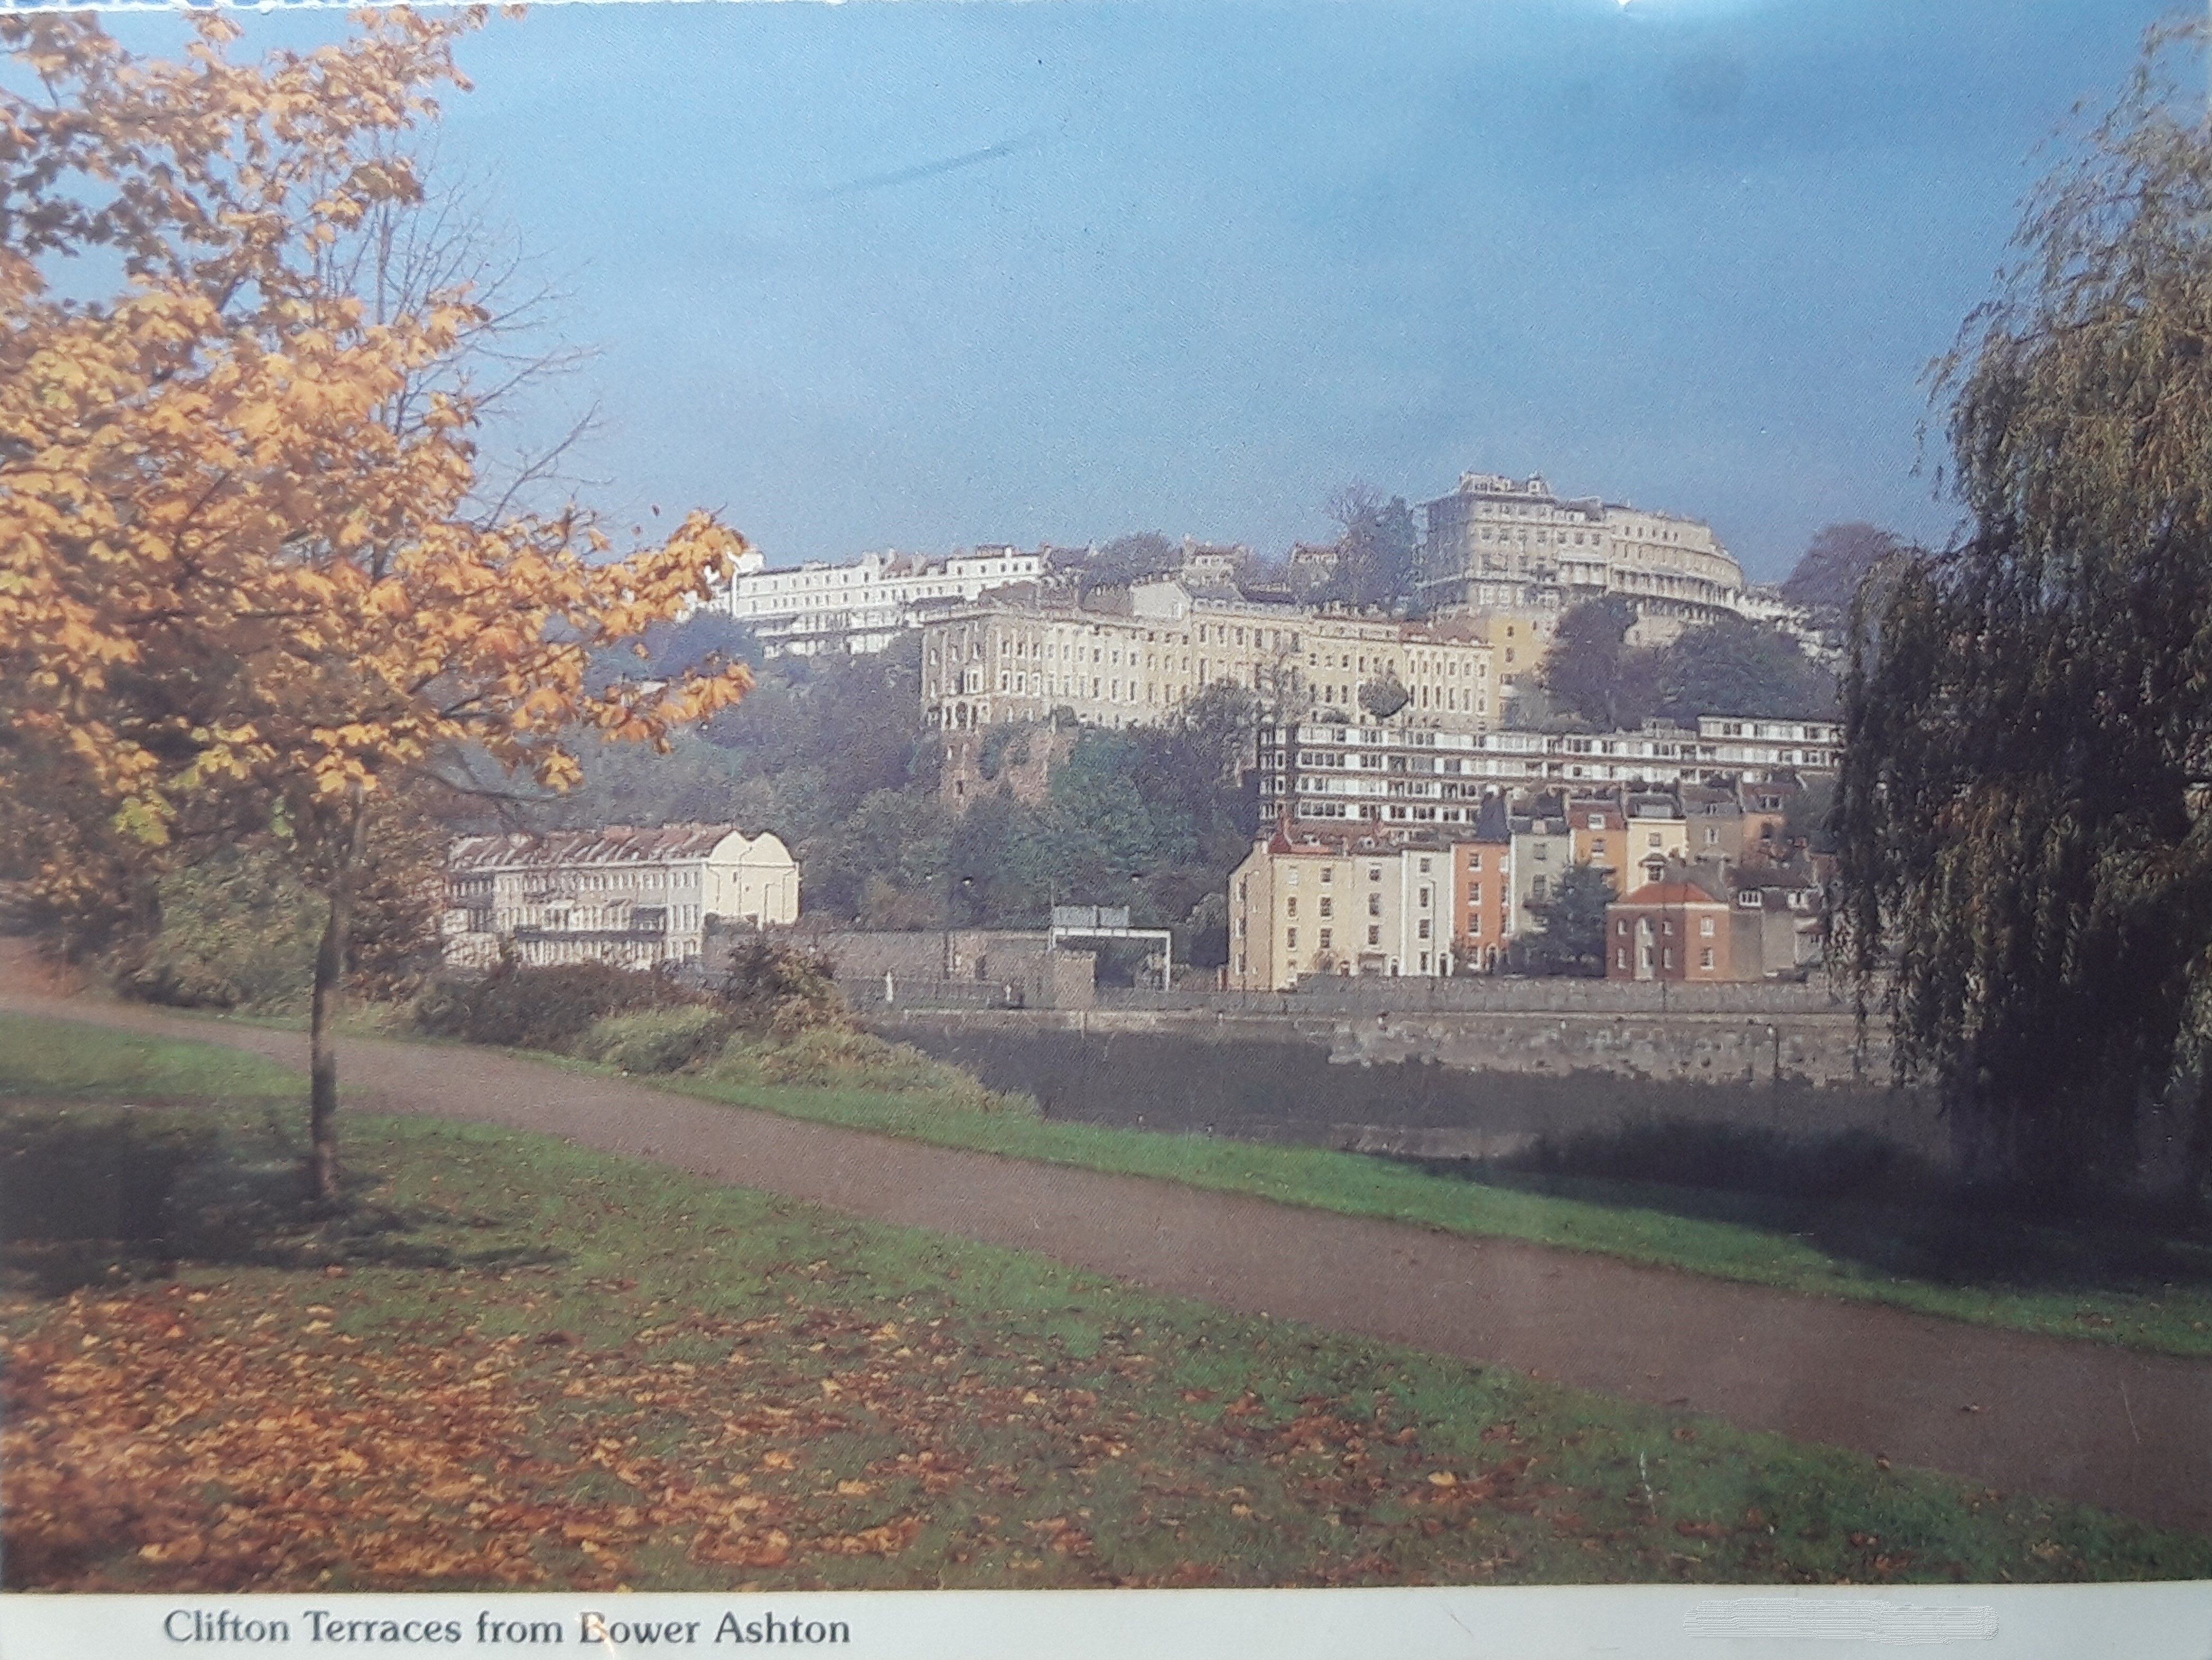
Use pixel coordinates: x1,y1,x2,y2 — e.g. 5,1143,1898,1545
307,806,366,1206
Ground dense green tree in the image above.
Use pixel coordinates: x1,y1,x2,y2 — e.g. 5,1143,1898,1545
1357,670,1412,722
1653,616,1836,723
1835,18,2212,1200
1781,522,1910,617
804,788,953,920
1542,596,1653,730
1321,483,1421,608
1133,684,1263,868
1084,533,1180,589
1515,863,1616,977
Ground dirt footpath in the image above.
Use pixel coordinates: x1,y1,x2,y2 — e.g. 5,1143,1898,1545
7,971,2210,1538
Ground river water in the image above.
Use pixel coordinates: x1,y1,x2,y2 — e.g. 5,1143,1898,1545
881,1020,1944,1163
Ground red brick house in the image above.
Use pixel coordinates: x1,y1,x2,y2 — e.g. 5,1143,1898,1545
1605,876,1734,981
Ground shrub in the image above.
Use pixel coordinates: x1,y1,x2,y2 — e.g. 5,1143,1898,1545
576,1007,734,1075
712,1027,1034,1114
115,850,322,1012
413,958,698,1054
718,933,847,1037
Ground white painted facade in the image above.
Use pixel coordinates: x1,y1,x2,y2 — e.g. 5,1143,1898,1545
921,580,1495,734
1227,829,1457,989
716,544,1042,657
1257,717,1839,831
1418,470,1751,631
441,824,800,970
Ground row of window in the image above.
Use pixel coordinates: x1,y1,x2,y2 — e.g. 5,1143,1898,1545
1617,915,1720,937
1283,923,1425,952
1620,947,1717,971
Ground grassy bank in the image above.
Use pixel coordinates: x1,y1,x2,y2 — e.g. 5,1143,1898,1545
3,1013,2206,1590
0,1011,304,1102
632,1068,2212,1362
23,1003,2212,1360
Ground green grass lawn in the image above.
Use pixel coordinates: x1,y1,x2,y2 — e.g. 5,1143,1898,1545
3,1010,2208,1589
0,1010,303,1102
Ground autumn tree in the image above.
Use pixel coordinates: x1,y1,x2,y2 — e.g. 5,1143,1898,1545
0,12,751,1200
1835,17,2212,1200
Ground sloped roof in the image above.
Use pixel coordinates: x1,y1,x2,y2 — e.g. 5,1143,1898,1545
447,824,747,874
1613,879,1731,909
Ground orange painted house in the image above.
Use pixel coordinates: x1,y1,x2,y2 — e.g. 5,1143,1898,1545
1452,794,1514,973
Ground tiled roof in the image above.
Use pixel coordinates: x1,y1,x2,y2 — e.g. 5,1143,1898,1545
447,824,746,873
1614,880,1730,908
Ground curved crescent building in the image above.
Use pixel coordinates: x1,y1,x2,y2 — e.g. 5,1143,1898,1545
1416,471,1747,639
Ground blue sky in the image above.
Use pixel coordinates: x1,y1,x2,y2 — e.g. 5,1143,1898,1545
117,1,2183,579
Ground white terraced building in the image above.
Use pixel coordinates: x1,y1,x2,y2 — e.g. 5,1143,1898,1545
920,577,1496,734
1257,714,1840,831
441,824,799,970
714,544,1042,657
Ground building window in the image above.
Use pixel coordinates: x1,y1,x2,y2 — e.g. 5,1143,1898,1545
1662,948,1674,970
1700,917,1715,937
1617,947,1628,969
1469,885,1481,907
1367,925,1381,946
1700,948,1715,969
1417,919,1431,940
1418,887,1431,909
1592,838,1607,856
1286,897,1298,918
1418,857,1432,874
1531,876,1547,901
1368,894,1382,917
1369,865,1382,882
1287,928,1298,950
1319,896,1333,917
1320,929,1333,950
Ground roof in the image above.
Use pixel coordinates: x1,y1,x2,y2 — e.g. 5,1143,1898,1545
1612,879,1731,909
447,824,751,874
1470,795,1511,844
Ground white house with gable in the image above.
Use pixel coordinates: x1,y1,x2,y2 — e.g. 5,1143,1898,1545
442,824,799,970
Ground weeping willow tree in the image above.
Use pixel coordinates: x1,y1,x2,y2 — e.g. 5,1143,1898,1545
1836,17,2212,1203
